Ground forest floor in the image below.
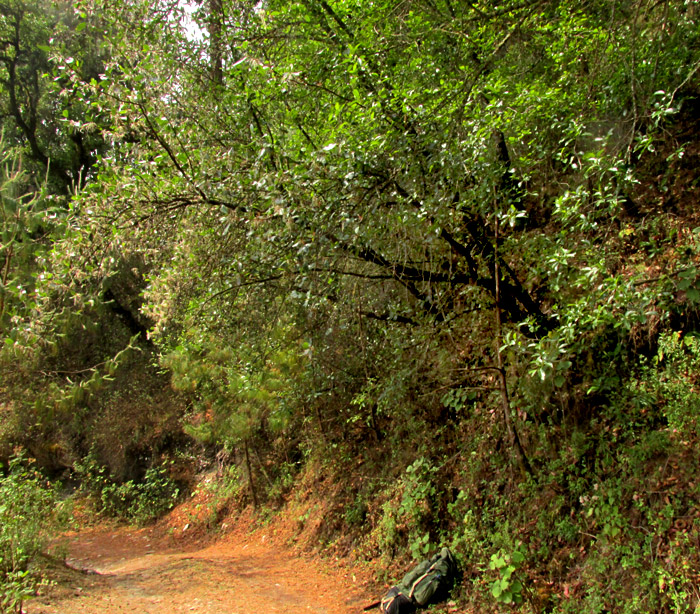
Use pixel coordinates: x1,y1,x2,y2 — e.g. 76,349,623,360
25,492,378,614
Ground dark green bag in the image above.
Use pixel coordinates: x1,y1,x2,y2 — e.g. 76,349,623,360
379,547,458,614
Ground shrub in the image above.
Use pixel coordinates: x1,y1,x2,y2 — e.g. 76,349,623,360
75,452,180,524
0,455,60,614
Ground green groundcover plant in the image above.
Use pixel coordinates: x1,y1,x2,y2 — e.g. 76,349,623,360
0,455,63,614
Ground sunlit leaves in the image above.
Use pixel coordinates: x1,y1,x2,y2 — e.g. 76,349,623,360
56,0,700,453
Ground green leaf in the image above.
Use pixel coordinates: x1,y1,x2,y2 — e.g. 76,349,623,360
489,554,506,569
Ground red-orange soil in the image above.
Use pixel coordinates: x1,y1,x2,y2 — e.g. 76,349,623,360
26,512,375,614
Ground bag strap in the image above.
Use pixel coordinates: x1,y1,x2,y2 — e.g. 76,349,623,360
380,592,401,611
407,559,441,600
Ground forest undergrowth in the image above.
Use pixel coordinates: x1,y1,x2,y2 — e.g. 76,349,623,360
2,1,700,613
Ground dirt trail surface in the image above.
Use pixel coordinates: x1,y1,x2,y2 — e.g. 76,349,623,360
26,522,374,614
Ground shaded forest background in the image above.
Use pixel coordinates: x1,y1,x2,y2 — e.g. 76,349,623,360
1,0,700,611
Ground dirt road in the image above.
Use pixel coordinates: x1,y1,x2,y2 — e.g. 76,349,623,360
26,523,373,614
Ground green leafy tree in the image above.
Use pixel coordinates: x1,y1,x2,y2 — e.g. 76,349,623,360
73,0,700,454
0,139,51,335
0,0,108,194
31,2,700,609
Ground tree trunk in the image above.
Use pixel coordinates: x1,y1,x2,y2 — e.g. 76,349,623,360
494,218,532,476
208,0,224,86
244,438,259,508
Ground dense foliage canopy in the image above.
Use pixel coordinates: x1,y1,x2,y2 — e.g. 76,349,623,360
2,0,700,611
